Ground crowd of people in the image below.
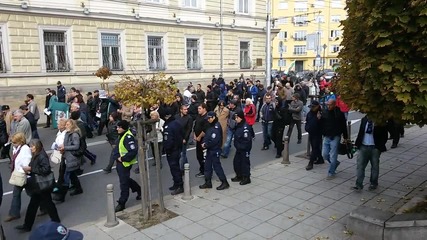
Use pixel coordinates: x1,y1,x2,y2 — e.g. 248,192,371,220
0,73,406,234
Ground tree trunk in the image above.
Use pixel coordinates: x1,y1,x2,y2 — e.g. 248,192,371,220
137,120,150,220
152,122,165,212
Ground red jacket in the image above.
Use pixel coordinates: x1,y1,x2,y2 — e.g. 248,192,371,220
336,95,350,112
244,104,256,126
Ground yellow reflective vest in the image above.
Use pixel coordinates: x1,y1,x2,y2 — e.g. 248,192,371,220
119,130,137,167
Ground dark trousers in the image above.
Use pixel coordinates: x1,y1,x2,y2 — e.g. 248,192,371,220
24,191,60,229
98,118,107,135
68,170,82,191
196,140,205,173
105,146,117,171
275,126,285,155
46,115,51,127
205,150,226,180
233,151,251,177
84,149,97,163
287,119,302,141
116,162,141,205
309,134,323,164
167,149,183,186
388,120,403,145
248,125,255,139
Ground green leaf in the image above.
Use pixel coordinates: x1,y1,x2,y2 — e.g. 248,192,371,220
379,64,393,72
377,39,393,47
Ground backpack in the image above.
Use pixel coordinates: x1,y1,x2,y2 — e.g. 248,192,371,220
71,133,87,157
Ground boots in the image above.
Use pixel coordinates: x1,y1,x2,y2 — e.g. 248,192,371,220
171,186,184,195
115,203,125,212
306,163,314,171
216,180,230,190
52,186,68,203
239,176,251,185
199,178,212,189
231,175,242,182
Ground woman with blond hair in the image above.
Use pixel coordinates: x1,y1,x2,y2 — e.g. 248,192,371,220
57,119,83,198
5,132,32,222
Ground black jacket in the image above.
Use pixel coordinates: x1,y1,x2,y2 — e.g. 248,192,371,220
305,109,322,136
163,117,184,153
0,119,8,144
29,151,51,176
174,113,193,142
355,116,388,152
203,120,222,151
193,112,209,136
234,120,252,152
320,107,348,139
24,112,37,132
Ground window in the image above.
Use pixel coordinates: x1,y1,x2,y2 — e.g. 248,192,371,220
313,0,325,8
237,0,249,14
239,41,251,69
278,31,288,40
278,0,288,9
331,15,341,23
312,58,325,67
330,30,342,39
330,58,339,66
315,15,325,23
331,45,340,53
147,36,165,70
278,41,287,53
293,31,307,41
43,31,70,72
183,0,197,7
275,18,289,25
186,38,201,70
278,59,286,67
145,0,161,3
101,33,123,71
293,45,307,55
0,28,6,73
331,0,343,8
293,16,308,26
294,1,308,12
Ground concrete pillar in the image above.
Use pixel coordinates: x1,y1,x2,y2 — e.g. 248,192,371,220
105,184,119,228
281,136,290,165
182,163,193,201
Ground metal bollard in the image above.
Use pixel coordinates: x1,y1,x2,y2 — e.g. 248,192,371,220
306,134,311,158
347,121,352,138
281,136,291,165
105,184,119,228
182,163,193,200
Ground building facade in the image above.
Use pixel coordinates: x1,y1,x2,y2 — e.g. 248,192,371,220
0,0,268,104
272,0,346,73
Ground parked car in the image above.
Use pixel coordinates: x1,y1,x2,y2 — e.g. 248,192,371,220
324,71,336,81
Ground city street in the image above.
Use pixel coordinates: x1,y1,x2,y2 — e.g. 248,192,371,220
0,112,364,239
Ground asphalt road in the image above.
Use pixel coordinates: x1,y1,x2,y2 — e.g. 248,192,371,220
0,111,364,239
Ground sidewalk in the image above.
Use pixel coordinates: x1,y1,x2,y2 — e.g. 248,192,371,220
73,125,427,240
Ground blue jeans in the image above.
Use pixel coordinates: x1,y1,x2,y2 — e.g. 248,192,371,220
9,185,23,217
180,142,189,171
322,135,340,176
222,128,234,158
356,145,380,188
262,122,273,147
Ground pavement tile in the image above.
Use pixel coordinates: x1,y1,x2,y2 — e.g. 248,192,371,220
320,189,348,200
248,195,273,207
304,185,330,194
248,208,278,221
275,185,299,195
230,231,263,240
231,201,260,214
156,231,189,240
299,176,322,184
257,181,282,190
287,222,322,239
283,208,312,222
315,207,347,221
231,191,259,201
177,222,209,239
263,201,292,214
185,197,213,208
201,201,228,214
193,231,228,240
78,226,114,240
162,216,194,230
270,231,305,240
119,231,152,240
292,190,316,200
232,215,264,230
214,222,246,238
301,214,334,230
99,220,139,240
295,201,326,214
327,201,359,213
268,214,299,230
142,224,174,239
246,185,272,195
308,195,336,207
212,195,244,207
280,195,306,207
315,222,350,240
262,190,286,201
197,215,228,230
182,208,211,221
215,208,245,221
250,222,284,238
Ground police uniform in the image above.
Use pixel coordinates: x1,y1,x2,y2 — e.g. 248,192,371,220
200,112,229,190
232,113,252,185
114,121,141,212
163,115,184,195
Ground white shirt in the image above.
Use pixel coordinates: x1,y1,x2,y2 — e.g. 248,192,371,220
12,145,32,173
51,129,66,150
362,121,375,146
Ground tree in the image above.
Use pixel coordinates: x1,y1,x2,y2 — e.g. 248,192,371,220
114,73,178,221
95,67,113,92
336,0,427,125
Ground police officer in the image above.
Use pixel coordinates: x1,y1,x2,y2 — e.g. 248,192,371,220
163,109,185,195
199,112,230,190
232,110,252,185
114,120,141,212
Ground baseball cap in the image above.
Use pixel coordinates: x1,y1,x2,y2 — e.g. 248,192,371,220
29,221,83,240
234,110,245,120
1,105,10,111
204,111,216,120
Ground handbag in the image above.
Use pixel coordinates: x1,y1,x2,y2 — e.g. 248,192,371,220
50,150,62,164
31,171,55,193
9,171,27,187
338,141,355,159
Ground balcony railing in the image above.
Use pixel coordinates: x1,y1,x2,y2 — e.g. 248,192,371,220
293,51,307,56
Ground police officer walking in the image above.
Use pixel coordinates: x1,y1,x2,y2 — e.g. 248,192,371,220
231,110,252,185
114,120,141,212
163,109,185,195
199,112,230,190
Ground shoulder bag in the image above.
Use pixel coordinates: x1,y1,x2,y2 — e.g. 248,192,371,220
49,150,62,164
27,171,55,194
9,171,27,187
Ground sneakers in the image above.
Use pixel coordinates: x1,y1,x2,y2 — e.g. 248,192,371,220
195,172,205,178
326,175,336,180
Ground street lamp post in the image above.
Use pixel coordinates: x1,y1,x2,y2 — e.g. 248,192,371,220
322,44,327,71
266,0,272,87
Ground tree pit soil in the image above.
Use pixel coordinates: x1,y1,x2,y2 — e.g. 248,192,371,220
117,204,178,230
403,196,427,213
